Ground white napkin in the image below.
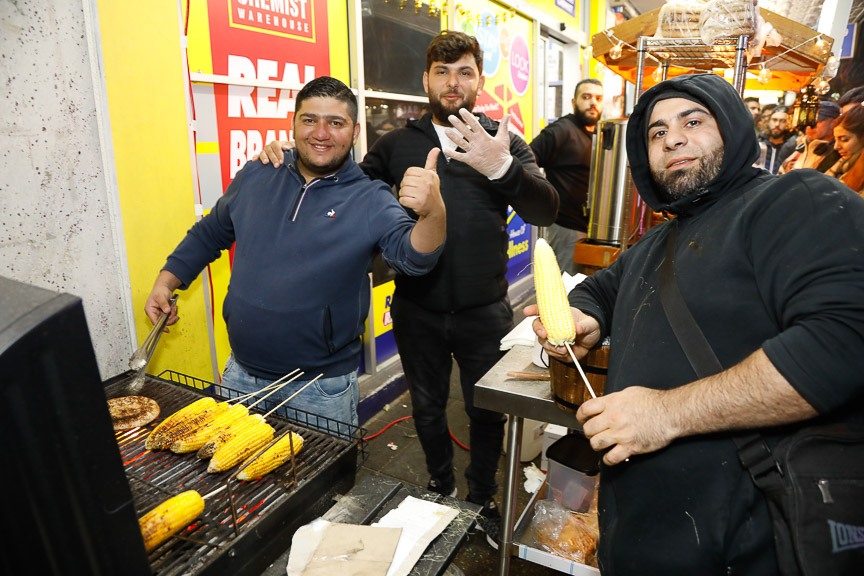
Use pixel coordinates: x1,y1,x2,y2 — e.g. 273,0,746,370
500,272,587,351
372,496,459,576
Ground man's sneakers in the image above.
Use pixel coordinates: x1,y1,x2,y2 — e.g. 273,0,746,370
427,478,457,498
472,498,501,550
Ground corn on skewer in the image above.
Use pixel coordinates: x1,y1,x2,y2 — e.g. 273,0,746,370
145,401,230,450
145,398,229,450
145,397,215,449
236,431,304,481
207,419,275,473
138,489,205,552
169,403,249,453
196,413,266,459
206,374,321,473
229,375,321,477
533,238,597,399
532,238,576,346
160,370,299,454
192,371,303,459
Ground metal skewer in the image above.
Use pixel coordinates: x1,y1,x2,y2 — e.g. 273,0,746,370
230,370,301,404
564,342,598,399
263,374,323,418
246,370,305,410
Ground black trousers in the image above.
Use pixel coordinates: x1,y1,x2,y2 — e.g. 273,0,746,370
391,295,512,503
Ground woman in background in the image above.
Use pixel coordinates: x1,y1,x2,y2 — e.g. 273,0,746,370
827,103,864,195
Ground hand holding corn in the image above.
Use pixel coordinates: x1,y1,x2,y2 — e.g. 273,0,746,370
529,238,602,359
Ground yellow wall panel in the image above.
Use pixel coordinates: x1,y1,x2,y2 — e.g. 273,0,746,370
98,0,215,384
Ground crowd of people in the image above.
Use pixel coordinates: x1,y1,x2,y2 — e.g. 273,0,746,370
755,86,864,194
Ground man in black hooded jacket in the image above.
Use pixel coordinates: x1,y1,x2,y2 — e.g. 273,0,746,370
528,73,864,574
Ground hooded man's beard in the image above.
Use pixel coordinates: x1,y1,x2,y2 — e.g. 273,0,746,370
652,143,724,201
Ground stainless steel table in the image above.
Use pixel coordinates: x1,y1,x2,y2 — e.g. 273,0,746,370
474,344,583,575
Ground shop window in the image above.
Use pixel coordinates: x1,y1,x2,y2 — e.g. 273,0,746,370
361,0,440,96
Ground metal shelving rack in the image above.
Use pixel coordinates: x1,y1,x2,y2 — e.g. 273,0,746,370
634,35,750,100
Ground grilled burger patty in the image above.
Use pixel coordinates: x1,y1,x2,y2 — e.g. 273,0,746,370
108,395,160,431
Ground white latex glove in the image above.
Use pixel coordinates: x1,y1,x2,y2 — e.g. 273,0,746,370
444,108,513,179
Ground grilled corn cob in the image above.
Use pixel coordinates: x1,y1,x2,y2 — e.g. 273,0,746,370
146,401,229,450
533,238,576,346
145,397,217,450
207,419,275,473
197,413,266,459
138,489,205,552
236,431,304,481
169,403,249,453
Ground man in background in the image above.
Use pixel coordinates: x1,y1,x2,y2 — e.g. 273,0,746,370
838,86,864,114
758,105,797,173
779,100,841,174
530,79,603,274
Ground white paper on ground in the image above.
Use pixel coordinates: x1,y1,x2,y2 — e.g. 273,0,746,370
371,495,460,576
286,520,402,576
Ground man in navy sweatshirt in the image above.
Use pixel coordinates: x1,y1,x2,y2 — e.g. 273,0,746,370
144,77,445,433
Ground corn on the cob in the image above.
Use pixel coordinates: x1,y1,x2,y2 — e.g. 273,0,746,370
138,489,205,552
533,238,576,346
169,403,249,453
145,397,217,450
236,431,304,481
207,419,275,473
197,413,266,459
146,401,229,450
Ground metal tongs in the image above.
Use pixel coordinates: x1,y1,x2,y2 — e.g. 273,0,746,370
127,294,178,392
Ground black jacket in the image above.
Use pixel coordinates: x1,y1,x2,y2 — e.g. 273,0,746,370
530,113,594,231
570,73,864,574
362,113,558,312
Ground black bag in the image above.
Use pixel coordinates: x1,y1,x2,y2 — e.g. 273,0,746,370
658,222,864,575
736,424,864,575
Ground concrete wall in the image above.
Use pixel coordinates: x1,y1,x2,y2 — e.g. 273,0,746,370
0,0,134,379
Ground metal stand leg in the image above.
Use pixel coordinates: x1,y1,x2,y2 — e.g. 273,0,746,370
497,414,523,575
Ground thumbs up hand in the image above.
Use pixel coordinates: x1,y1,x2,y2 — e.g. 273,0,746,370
398,148,443,218
399,148,446,254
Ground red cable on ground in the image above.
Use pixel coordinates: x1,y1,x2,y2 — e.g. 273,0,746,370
362,415,414,441
362,414,470,451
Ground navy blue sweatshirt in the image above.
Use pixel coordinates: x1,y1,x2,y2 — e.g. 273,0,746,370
163,151,442,379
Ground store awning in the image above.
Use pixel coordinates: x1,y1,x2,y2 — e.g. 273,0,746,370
591,7,834,92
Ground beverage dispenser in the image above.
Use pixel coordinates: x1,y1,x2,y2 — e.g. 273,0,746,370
586,119,651,249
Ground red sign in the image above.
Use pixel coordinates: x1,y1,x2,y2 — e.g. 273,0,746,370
207,0,329,186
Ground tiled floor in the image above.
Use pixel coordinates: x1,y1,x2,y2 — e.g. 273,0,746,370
359,382,561,575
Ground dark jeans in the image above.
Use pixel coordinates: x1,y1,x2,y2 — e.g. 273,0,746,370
391,295,512,503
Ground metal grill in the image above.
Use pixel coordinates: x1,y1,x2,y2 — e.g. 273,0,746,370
105,370,363,576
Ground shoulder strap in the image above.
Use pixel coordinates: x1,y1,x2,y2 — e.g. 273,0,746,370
657,221,782,488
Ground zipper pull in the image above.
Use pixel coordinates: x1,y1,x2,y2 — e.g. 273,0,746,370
818,479,833,504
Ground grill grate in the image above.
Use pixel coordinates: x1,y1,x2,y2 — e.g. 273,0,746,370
106,370,363,576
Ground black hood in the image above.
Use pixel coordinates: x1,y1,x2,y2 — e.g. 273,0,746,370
625,74,762,215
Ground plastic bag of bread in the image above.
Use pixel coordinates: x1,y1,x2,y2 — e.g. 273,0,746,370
700,0,758,45
532,499,599,567
655,0,707,39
